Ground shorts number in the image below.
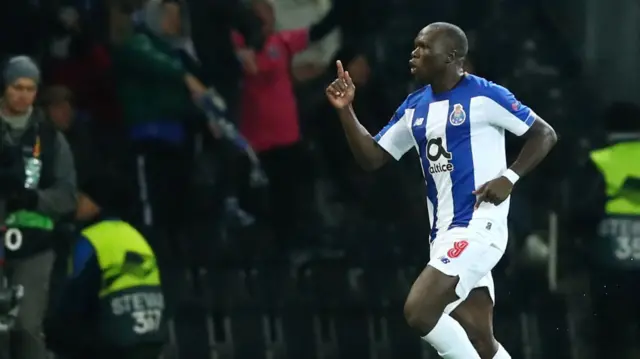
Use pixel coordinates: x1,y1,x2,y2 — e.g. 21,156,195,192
447,240,469,258
132,309,162,334
4,228,23,251
613,236,640,261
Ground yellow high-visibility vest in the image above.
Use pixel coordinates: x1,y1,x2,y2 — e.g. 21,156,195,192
75,220,165,347
590,142,640,268
80,220,160,297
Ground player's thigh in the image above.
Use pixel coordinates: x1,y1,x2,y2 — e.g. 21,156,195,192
428,231,503,306
405,264,460,313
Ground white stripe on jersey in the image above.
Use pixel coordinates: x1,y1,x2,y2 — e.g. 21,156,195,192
424,100,456,236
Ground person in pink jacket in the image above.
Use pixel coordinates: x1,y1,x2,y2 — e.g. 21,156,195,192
232,0,332,250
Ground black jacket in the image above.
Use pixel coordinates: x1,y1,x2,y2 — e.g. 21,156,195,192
1,109,77,218
186,0,264,90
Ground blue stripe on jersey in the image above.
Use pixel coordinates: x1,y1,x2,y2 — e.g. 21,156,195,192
445,97,476,229
413,99,440,242
425,168,439,242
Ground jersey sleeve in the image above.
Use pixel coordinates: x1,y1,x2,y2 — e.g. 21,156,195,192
373,100,414,160
483,83,536,136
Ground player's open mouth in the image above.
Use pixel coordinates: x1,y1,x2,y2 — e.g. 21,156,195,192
409,61,417,74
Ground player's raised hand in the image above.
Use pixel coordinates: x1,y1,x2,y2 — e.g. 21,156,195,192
473,176,514,209
326,60,356,109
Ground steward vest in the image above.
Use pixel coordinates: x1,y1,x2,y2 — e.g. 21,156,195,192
3,113,57,260
590,142,640,269
80,220,166,347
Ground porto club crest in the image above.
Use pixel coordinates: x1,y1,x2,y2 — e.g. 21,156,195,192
449,104,466,126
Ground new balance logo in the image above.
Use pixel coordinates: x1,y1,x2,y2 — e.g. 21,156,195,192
414,117,424,126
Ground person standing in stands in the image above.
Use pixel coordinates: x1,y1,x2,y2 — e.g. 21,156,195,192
232,0,336,251
111,0,208,256
0,56,77,359
45,169,166,359
43,4,120,135
185,0,265,117
42,85,101,222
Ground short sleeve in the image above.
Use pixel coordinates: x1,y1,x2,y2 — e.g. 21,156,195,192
374,101,415,160
483,83,536,136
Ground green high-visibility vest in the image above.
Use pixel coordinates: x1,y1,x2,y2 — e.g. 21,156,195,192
76,220,166,347
590,142,640,268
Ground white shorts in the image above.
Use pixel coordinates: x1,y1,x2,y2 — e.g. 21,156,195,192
427,226,505,314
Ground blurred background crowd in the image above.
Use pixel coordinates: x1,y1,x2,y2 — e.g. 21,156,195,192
0,0,639,357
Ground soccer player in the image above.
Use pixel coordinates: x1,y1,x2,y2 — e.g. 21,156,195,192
325,22,557,359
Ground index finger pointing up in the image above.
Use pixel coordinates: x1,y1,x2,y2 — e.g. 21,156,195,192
336,60,345,78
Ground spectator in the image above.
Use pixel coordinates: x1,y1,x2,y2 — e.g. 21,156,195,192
185,0,265,117
0,56,77,359
232,0,335,250
41,85,100,222
273,0,339,70
110,0,209,254
43,5,120,129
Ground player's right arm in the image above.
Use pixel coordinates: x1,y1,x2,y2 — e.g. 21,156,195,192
325,61,412,171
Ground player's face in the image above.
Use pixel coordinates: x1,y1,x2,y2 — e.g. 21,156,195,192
409,27,448,84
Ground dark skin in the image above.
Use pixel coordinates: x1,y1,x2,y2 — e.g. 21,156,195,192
326,24,557,358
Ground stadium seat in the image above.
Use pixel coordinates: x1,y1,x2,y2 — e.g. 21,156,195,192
363,265,423,359
202,268,264,359
173,297,210,359
279,269,314,359
296,258,353,359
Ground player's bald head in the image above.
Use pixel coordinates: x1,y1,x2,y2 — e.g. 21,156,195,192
422,22,468,62
411,22,468,84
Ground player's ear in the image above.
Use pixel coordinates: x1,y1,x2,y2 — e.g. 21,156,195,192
446,50,457,64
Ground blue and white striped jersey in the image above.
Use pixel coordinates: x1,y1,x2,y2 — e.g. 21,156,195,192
374,74,536,248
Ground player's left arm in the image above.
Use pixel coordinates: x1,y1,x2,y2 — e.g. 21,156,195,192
508,114,557,177
474,84,558,208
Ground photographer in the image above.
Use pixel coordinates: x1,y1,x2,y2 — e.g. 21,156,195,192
0,56,77,359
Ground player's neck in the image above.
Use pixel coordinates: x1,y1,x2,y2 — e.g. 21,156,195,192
431,70,465,94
